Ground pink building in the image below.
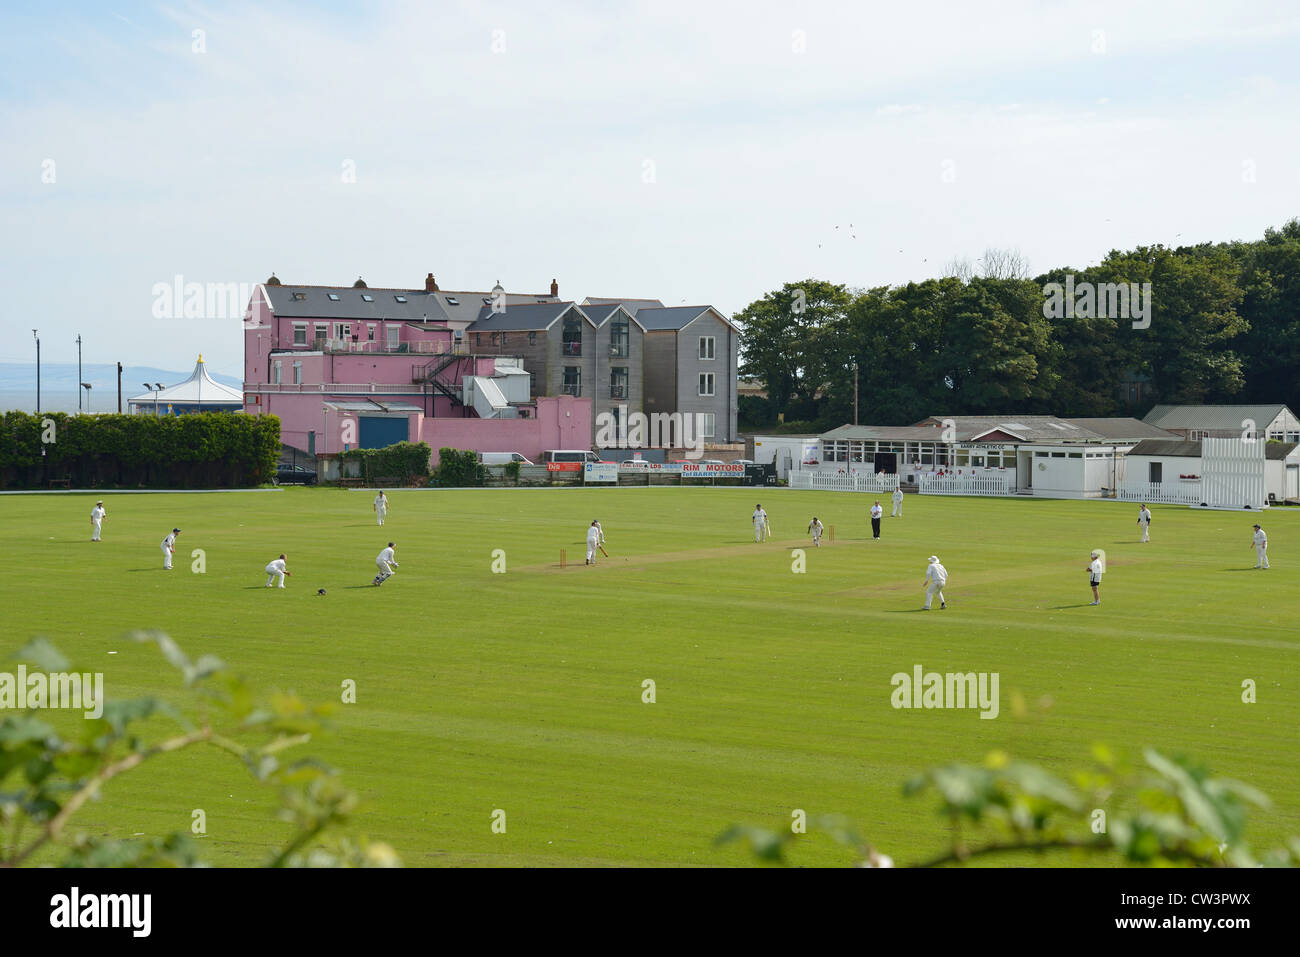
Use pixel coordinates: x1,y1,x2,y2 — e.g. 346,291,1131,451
242,275,591,465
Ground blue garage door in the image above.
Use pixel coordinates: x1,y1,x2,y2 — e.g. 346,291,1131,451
359,416,410,449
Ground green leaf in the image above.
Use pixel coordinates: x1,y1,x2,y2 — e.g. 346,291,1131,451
13,637,69,673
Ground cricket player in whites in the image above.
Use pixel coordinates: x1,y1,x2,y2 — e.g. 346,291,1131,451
808,516,824,547
753,504,770,542
374,490,389,526
161,528,180,569
1252,523,1269,568
922,555,947,610
90,501,106,542
586,520,604,565
1137,504,1151,543
891,485,904,517
265,553,291,588
374,542,398,584
1087,550,1105,604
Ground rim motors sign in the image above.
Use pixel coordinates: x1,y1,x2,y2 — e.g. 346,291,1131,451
682,463,744,478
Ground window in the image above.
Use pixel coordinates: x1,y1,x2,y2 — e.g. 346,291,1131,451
291,292,306,301
562,316,582,356
367,324,375,341
610,366,628,399
327,293,340,301
1051,452,1066,458
386,324,400,350
313,324,328,348
1068,452,1082,459
698,373,715,396
529,372,537,395
446,297,459,305
272,361,282,385
501,333,508,346
490,332,499,346
1149,462,1163,484
394,295,407,303
361,294,374,302
698,336,715,360
333,323,349,339
474,333,481,347
563,366,581,396
529,331,537,346
699,412,715,438
292,361,302,385
610,317,629,358
292,323,308,346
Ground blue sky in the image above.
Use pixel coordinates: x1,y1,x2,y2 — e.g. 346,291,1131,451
2,1,1298,381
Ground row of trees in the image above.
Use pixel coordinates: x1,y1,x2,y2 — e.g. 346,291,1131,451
737,218,1300,429
0,412,281,489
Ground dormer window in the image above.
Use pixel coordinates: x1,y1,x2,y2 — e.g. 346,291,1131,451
394,295,407,303
445,297,460,305
327,293,340,301
361,294,374,302
291,292,306,301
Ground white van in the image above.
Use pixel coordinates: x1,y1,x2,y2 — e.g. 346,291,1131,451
542,449,603,465
479,452,533,465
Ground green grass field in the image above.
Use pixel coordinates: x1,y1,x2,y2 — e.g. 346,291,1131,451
2,487,1296,866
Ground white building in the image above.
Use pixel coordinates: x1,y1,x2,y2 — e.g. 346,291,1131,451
127,355,244,415
1121,438,1298,506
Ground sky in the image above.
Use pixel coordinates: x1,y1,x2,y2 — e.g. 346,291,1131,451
2,0,1299,384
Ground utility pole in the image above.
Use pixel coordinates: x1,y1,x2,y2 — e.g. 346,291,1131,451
32,330,40,413
77,335,83,411
117,362,123,413
853,360,859,426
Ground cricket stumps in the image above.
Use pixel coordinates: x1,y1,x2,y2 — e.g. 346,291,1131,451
829,524,835,543
560,548,567,569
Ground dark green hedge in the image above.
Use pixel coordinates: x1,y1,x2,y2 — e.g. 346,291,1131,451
0,411,281,489
431,448,486,487
338,441,432,485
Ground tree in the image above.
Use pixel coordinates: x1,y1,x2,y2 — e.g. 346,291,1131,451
735,280,853,420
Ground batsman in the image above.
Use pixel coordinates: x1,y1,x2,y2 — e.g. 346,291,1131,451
586,519,607,565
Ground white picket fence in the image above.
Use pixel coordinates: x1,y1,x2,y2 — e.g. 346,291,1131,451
918,471,1013,496
1118,481,1203,505
788,470,900,493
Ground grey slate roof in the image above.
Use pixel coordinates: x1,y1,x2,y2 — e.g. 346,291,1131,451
635,305,738,331
1142,404,1290,430
916,415,1104,443
820,424,954,442
262,284,559,324
582,297,665,313
467,302,590,332
1266,441,1299,460
1062,418,1179,441
1127,439,1202,457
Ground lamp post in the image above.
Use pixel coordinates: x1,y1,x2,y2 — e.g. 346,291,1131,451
76,335,83,412
32,330,40,413
117,362,123,413
81,383,92,413
852,360,859,426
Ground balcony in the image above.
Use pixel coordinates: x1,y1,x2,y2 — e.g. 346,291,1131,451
562,341,582,357
246,382,424,395
562,384,581,397
609,386,626,399
284,340,451,355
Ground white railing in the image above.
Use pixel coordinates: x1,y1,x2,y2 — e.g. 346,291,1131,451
245,382,424,394
918,471,1013,496
1118,481,1202,505
788,470,901,492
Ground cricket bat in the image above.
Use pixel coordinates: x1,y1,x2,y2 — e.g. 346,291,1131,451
598,544,609,557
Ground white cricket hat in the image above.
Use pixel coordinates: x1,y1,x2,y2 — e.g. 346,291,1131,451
928,555,939,563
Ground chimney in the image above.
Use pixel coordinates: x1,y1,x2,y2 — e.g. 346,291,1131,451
426,272,438,291
550,278,559,298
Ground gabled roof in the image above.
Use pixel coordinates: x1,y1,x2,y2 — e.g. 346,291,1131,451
582,297,665,313
577,302,644,330
1142,404,1292,430
1127,439,1202,457
467,301,590,332
127,356,243,406
636,305,737,332
1063,418,1179,441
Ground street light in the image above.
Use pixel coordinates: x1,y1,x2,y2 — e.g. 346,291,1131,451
81,382,92,413
32,330,40,413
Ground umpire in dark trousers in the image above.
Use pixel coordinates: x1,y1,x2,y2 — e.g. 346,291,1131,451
870,500,883,540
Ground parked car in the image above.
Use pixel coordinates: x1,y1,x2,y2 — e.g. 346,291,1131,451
274,464,317,485
733,459,755,466
479,452,534,465
543,450,606,465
